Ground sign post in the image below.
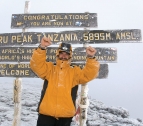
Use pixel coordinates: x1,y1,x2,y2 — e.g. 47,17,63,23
79,43,90,126
12,1,31,126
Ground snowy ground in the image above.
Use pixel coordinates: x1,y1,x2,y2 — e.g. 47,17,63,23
0,78,143,126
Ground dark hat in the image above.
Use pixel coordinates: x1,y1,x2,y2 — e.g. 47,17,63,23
58,43,72,54
56,43,72,58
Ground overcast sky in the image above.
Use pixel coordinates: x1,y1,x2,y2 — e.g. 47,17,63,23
0,0,143,120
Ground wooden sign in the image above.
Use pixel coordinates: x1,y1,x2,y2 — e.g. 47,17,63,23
0,29,141,46
11,13,97,28
0,63,108,79
0,47,117,63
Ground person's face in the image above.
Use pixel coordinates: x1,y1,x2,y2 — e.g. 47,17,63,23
58,51,70,61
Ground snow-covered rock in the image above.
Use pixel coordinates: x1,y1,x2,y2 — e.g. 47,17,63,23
0,80,143,126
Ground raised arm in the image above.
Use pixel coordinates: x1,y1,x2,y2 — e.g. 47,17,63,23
30,37,52,79
73,46,100,86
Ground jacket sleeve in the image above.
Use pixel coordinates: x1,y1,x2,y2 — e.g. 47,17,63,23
73,58,100,87
30,48,52,79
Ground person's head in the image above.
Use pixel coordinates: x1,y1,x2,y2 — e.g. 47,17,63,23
56,43,72,61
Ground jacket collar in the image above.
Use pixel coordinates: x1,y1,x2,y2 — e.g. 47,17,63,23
56,59,71,68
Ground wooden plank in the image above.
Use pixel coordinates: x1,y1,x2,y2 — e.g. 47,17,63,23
0,63,108,79
0,29,141,46
11,13,97,28
0,47,117,63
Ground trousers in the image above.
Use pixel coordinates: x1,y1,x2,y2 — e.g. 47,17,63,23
36,114,73,126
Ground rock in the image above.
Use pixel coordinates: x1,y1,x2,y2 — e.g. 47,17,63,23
0,83,143,126
137,118,142,122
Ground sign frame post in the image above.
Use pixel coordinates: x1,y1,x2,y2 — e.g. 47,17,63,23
12,1,31,126
79,43,90,126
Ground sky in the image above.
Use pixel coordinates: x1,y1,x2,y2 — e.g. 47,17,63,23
0,0,143,120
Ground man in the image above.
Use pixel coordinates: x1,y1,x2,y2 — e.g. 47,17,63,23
30,37,100,126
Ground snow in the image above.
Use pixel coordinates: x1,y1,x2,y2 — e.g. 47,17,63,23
0,78,143,126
